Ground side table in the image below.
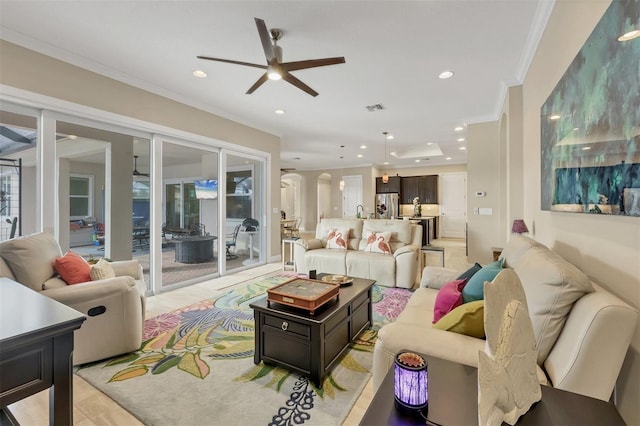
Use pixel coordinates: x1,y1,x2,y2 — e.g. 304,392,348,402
281,237,299,271
359,355,625,425
421,245,445,267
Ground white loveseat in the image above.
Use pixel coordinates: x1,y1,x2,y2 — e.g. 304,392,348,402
293,218,422,288
0,232,146,365
372,235,638,402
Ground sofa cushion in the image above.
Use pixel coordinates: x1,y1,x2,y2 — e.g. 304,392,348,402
326,228,349,249
54,251,91,285
90,258,116,281
363,230,392,254
433,300,485,338
462,259,504,303
433,279,467,323
346,251,396,286
304,249,348,276
514,246,594,364
362,219,412,245
316,218,363,250
499,235,546,269
0,232,62,291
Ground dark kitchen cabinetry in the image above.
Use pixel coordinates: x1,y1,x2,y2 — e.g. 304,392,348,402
376,176,401,193
401,175,439,204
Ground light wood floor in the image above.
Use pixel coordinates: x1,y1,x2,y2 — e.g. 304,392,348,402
8,238,467,426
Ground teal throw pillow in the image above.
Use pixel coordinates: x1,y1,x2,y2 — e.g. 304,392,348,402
461,258,504,303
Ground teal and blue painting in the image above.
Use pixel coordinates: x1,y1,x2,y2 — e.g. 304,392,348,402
541,0,639,216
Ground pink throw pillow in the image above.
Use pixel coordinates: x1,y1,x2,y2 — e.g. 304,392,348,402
432,279,467,323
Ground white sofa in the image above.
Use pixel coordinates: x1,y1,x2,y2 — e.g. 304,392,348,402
0,232,146,365
372,235,638,402
293,218,422,288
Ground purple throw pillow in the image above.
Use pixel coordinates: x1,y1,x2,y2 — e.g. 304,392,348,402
433,279,467,323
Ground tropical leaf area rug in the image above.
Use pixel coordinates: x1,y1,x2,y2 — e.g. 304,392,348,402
77,272,413,426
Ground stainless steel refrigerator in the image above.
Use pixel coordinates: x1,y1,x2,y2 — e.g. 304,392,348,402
375,193,399,219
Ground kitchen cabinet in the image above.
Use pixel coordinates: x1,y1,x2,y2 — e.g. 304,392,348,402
376,176,401,193
401,175,439,204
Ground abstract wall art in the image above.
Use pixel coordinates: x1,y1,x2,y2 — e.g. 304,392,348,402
541,0,639,216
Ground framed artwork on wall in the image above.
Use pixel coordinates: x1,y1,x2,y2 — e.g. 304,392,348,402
540,0,639,216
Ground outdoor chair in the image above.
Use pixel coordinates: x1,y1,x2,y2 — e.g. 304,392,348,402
226,224,241,259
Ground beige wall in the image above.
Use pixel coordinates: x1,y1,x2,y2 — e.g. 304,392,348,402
514,1,639,423
466,121,502,264
0,40,281,261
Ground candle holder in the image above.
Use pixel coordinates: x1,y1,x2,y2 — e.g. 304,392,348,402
394,350,428,418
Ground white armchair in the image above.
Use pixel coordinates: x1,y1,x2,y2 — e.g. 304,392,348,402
0,232,146,365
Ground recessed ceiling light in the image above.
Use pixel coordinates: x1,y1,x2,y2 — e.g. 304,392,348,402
383,161,389,165
445,157,452,160
438,70,454,79
68,134,78,140
360,145,367,149
582,146,591,150
457,138,465,142
386,134,394,140
415,159,421,163
454,126,464,132
459,146,466,150
426,142,433,146
357,154,363,158
192,70,208,78
274,109,286,115
549,114,561,120
618,29,640,41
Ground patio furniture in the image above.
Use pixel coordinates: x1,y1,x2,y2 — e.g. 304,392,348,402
174,236,217,263
226,224,241,259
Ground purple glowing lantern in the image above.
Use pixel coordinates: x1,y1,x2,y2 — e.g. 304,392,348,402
394,351,428,415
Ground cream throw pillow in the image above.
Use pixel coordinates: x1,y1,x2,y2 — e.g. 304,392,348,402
90,259,116,281
326,228,349,249
364,230,392,255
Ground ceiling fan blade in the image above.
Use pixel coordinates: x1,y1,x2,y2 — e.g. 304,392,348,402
197,56,267,69
282,57,346,72
282,73,319,97
255,18,275,63
246,73,269,94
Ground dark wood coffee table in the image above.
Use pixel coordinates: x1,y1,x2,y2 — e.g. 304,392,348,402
360,355,626,425
251,275,375,388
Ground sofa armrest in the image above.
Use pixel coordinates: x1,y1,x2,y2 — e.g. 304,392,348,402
392,244,418,258
420,266,459,289
41,276,138,306
293,239,324,274
110,260,143,280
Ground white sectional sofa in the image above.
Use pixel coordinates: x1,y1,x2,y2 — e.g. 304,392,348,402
372,235,638,402
293,218,422,288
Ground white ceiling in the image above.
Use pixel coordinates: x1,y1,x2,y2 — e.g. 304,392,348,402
0,0,553,172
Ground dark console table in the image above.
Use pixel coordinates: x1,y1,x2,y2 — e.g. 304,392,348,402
174,236,217,263
251,276,374,388
360,355,626,425
0,278,86,425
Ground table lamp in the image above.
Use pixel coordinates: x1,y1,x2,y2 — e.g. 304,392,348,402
394,351,428,417
511,219,529,235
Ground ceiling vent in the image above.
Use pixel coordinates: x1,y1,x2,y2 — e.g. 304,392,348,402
365,104,385,112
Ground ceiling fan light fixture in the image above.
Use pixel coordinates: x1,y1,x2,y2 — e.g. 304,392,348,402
267,64,283,80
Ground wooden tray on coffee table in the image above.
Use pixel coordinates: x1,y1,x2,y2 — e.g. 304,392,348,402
267,277,339,315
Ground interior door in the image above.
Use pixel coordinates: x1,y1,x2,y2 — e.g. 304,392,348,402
440,173,467,238
342,175,362,218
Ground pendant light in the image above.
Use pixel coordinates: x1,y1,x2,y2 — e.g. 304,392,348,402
382,132,389,183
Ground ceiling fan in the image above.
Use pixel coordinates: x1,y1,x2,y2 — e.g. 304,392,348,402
197,18,345,97
132,155,149,177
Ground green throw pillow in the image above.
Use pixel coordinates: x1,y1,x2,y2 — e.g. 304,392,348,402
433,300,485,338
461,259,504,303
